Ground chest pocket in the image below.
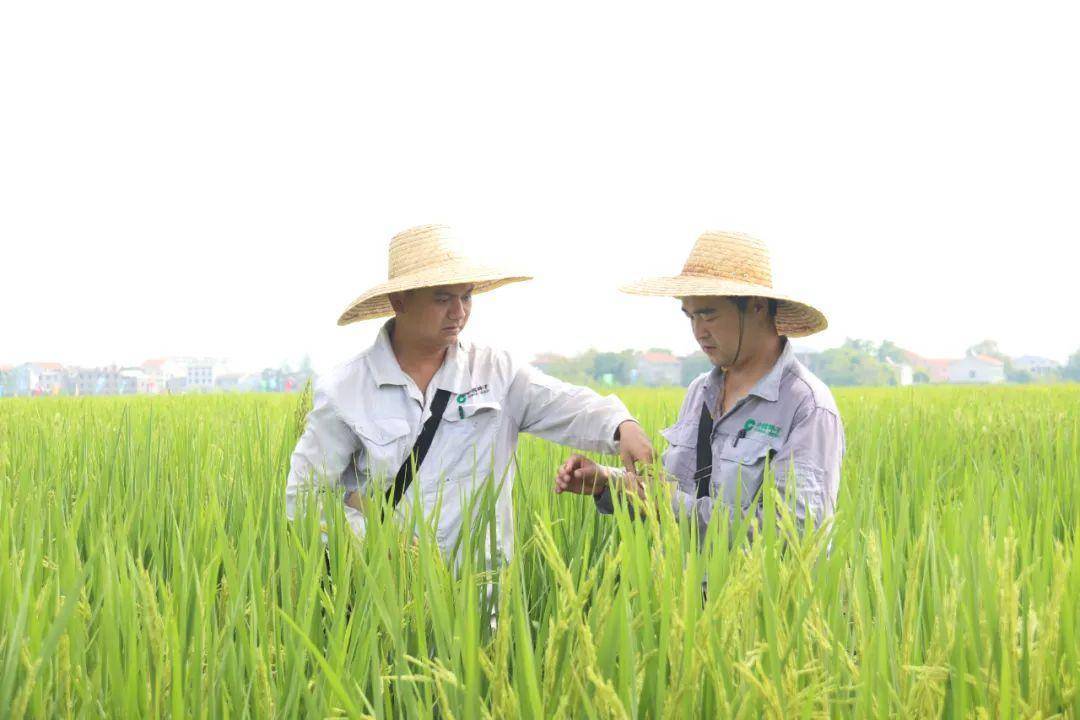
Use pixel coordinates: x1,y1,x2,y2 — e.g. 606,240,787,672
715,438,775,508
431,400,502,481
348,418,412,487
660,421,699,489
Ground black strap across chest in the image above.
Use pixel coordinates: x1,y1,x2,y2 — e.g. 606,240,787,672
694,401,713,499
386,388,453,509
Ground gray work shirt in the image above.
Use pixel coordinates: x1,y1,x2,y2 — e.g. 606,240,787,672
597,339,844,537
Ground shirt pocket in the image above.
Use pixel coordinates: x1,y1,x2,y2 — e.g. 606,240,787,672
431,400,502,486
660,421,699,490
715,438,774,509
350,418,412,489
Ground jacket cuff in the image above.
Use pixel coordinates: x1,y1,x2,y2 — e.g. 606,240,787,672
594,486,615,514
606,413,638,454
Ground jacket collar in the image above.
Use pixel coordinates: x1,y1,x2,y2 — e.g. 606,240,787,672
366,319,472,398
704,337,794,406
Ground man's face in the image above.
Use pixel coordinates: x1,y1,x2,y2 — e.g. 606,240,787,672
681,296,744,367
396,283,473,347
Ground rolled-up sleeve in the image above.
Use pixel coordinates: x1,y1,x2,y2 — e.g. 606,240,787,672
285,383,366,536
508,363,634,454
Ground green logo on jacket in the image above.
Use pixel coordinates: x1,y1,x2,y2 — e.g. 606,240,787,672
744,418,781,438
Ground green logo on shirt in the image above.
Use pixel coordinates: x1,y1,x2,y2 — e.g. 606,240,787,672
745,418,781,438
457,384,489,404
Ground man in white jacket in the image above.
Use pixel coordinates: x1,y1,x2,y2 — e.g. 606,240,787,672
286,224,654,561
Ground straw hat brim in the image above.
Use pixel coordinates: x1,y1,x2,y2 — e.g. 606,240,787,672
619,275,827,338
337,260,532,325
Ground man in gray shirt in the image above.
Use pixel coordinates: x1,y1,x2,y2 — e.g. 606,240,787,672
555,231,844,539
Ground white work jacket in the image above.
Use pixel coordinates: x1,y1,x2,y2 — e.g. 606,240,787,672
286,320,634,559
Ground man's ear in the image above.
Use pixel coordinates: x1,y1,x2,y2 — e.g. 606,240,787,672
388,292,405,314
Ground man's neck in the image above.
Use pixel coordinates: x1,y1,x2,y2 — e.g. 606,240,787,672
389,321,451,394
720,334,784,404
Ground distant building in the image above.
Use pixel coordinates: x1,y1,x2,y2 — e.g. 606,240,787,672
73,366,121,396
215,373,243,392
901,350,951,384
922,359,952,384
636,351,681,386
142,358,184,394
10,362,66,396
166,376,188,393
948,354,1006,384
1,356,315,397
142,356,222,394
237,372,264,392
1011,355,1061,377
118,368,152,394
186,360,216,392
259,368,285,392
885,358,914,386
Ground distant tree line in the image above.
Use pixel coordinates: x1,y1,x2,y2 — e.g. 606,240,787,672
532,340,1080,388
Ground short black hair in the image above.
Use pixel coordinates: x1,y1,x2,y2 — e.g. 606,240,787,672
731,296,778,317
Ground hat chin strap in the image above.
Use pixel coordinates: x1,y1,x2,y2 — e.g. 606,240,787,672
724,305,747,369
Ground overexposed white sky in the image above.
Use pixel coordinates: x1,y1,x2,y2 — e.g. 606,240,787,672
2,2,1076,374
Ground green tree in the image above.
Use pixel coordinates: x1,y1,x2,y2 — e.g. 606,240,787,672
537,350,598,386
815,340,896,387
967,339,1006,360
680,352,713,386
877,340,905,363
592,350,639,385
847,338,876,356
1005,365,1033,384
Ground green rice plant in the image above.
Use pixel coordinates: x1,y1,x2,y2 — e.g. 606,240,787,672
0,384,1077,717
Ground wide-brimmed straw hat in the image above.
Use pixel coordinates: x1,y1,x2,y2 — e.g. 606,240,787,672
619,231,827,337
337,224,532,325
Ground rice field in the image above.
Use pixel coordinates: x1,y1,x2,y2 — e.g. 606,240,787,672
1,384,1078,718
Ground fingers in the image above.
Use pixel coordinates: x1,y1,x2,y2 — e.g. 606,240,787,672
618,422,656,468
554,454,609,496
555,454,581,493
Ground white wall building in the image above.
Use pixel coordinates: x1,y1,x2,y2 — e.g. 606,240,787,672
948,355,1006,384
885,358,915,386
186,361,216,392
636,352,682,386
1011,355,1061,377
120,368,154,394
142,356,226,393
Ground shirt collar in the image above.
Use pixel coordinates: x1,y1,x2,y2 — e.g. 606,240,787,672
746,338,794,402
367,319,410,388
704,337,794,405
366,318,472,395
